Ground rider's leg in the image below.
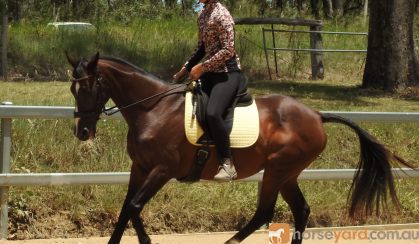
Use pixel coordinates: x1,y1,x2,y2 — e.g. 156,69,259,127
204,72,242,180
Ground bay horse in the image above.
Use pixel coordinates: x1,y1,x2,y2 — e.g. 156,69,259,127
66,52,413,244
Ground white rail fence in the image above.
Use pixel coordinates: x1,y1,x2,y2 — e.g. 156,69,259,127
0,103,418,239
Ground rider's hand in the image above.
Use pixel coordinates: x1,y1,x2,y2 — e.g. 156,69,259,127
189,63,204,81
173,66,188,82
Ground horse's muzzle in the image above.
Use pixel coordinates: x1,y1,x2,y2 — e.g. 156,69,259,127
74,119,96,141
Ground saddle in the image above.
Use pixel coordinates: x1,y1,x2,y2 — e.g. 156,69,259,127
184,80,259,148
179,79,260,182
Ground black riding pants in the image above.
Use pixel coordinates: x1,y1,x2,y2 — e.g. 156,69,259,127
200,71,244,160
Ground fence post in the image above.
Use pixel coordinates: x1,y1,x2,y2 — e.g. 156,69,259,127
363,0,369,25
0,101,12,239
309,25,324,80
262,28,272,80
271,24,279,77
1,14,8,81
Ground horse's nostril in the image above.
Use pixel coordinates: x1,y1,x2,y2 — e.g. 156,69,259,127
82,127,89,135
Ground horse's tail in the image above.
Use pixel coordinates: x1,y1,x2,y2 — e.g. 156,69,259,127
320,113,415,219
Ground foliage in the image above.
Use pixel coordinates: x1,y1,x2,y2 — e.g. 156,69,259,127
6,17,197,80
3,0,372,23
5,14,378,82
5,0,414,82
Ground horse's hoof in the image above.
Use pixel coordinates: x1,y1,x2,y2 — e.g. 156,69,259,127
108,238,121,244
225,239,240,244
140,236,151,244
291,238,302,244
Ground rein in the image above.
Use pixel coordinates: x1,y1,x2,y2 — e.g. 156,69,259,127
73,72,191,118
102,83,187,116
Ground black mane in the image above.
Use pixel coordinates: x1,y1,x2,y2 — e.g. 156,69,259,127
99,56,165,83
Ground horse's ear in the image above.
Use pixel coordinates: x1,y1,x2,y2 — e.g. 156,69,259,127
87,52,100,70
65,51,78,68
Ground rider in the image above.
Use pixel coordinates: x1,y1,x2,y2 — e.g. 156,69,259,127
173,0,244,181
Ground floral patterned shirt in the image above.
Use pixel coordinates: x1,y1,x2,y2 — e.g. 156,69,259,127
185,0,241,73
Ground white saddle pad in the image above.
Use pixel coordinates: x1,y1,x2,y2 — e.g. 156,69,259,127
184,92,259,148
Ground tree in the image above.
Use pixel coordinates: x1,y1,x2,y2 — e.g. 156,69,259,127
180,0,194,14
252,0,269,15
296,0,304,11
164,0,176,8
343,0,364,14
1,0,7,80
311,0,332,18
332,0,344,15
362,0,419,91
272,0,304,12
273,0,284,11
6,0,19,21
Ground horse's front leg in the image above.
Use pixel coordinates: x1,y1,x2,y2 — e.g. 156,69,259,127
128,164,171,244
108,163,148,244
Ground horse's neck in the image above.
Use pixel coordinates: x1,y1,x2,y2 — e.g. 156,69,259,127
102,64,167,111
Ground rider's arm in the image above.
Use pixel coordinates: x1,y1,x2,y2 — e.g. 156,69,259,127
184,42,205,72
201,15,236,72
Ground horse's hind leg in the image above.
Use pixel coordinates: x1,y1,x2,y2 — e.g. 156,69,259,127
280,180,310,244
128,164,171,244
225,171,281,244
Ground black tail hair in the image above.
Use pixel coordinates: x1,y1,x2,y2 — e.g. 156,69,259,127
321,113,415,218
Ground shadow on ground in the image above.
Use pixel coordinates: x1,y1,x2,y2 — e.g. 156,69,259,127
248,79,419,106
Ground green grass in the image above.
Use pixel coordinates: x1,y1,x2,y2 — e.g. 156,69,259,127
7,18,198,80
0,79,417,239
6,12,419,84
6,15,387,82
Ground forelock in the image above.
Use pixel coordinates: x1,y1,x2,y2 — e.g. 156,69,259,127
73,58,88,78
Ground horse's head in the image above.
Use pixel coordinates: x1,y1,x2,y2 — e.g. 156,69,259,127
66,52,110,141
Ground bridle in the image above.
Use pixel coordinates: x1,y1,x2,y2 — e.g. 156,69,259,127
72,73,188,118
72,74,106,120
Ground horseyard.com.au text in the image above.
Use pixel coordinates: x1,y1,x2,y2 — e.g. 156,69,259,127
268,223,419,243
293,229,419,242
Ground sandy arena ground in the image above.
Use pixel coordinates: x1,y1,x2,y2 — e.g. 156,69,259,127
1,224,418,244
